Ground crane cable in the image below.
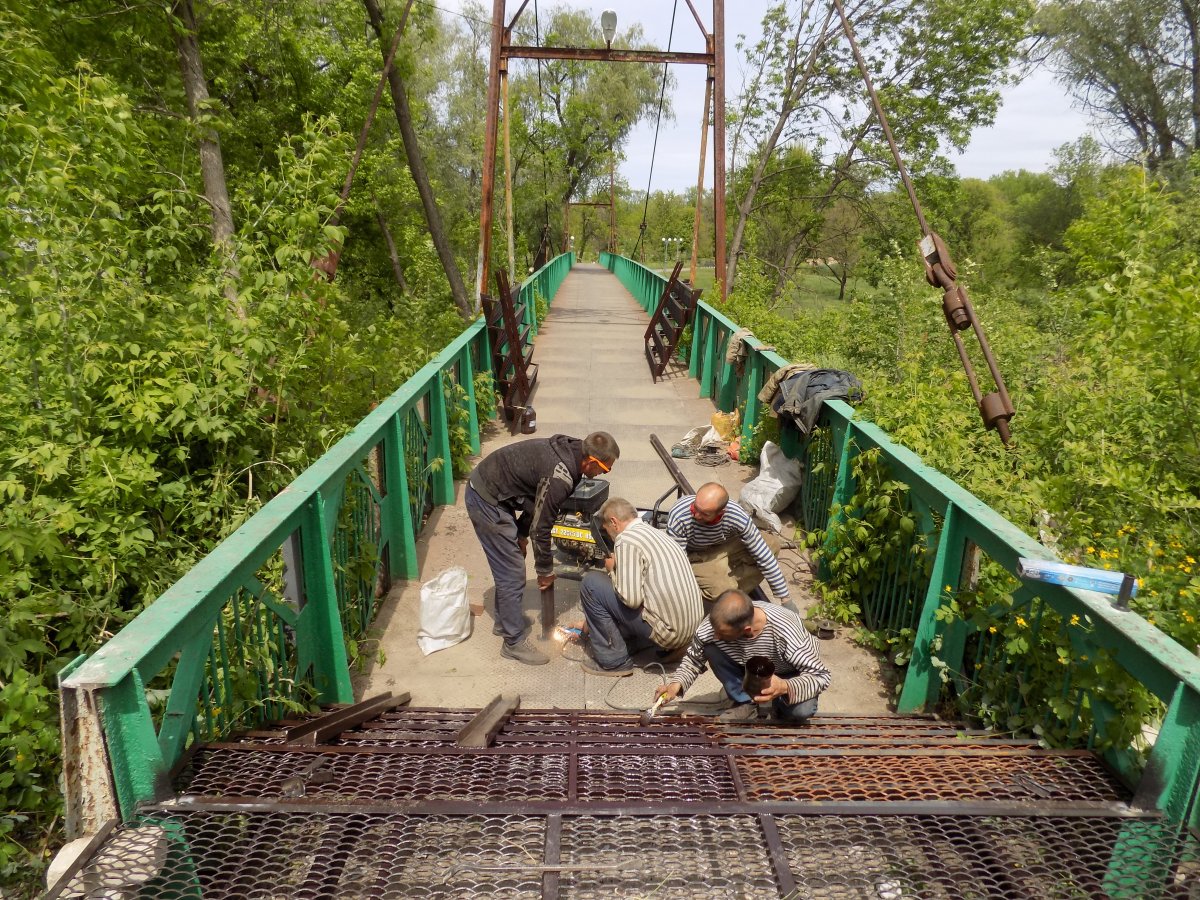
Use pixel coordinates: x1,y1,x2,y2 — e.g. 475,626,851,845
629,0,679,261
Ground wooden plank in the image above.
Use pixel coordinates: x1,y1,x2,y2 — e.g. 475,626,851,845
455,695,521,748
283,692,411,746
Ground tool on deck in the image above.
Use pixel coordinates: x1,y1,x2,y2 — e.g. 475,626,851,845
639,690,670,726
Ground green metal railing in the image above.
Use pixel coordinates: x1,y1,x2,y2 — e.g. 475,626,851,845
59,254,574,831
601,252,1200,832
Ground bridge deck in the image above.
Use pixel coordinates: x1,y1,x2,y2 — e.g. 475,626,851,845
359,263,890,713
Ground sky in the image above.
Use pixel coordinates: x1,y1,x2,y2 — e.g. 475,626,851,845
433,0,1093,191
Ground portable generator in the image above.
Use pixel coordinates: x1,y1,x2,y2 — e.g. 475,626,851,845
550,478,612,574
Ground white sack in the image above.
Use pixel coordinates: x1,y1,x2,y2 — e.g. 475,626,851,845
739,441,804,534
417,566,472,655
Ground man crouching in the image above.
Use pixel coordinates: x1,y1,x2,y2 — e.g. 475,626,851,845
655,589,830,722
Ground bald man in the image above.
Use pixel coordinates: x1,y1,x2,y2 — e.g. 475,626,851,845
665,482,795,611
656,589,830,723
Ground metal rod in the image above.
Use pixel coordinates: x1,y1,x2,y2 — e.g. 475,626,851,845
543,813,562,900
502,45,711,65
156,798,1153,818
757,813,798,897
476,3,507,300
502,69,516,284
683,0,709,37
650,432,695,495
712,2,727,301
691,71,711,287
830,0,928,236
506,0,531,32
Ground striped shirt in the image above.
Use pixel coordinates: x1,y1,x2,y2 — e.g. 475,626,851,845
611,519,704,649
672,604,830,703
666,494,790,600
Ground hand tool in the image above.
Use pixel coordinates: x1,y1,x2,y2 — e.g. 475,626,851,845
639,690,669,726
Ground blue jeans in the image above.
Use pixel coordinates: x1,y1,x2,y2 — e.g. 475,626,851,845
579,571,655,669
465,485,528,645
703,644,819,721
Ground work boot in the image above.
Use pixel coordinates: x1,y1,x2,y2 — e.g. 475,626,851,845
716,702,758,723
581,659,634,678
501,638,550,666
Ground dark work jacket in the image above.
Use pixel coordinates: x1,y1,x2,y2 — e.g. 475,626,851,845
471,434,582,576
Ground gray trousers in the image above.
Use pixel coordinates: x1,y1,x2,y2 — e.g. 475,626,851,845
465,485,528,645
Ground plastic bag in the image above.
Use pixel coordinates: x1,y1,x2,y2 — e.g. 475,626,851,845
739,441,804,534
417,566,472,655
710,409,740,442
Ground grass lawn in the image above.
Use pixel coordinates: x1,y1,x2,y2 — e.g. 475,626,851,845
655,265,872,314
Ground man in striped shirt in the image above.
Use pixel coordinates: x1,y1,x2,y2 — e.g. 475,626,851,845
656,589,830,722
666,482,796,612
578,498,704,676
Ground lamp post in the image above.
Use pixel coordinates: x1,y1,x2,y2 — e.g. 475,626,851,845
662,236,682,271
601,9,617,49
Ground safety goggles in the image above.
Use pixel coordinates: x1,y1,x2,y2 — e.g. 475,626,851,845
586,455,611,474
690,502,725,525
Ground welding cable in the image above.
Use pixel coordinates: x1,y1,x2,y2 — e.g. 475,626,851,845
695,445,729,467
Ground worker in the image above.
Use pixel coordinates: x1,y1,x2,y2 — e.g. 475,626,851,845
654,589,830,723
467,431,620,665
666,482,797,612
577,497,704,677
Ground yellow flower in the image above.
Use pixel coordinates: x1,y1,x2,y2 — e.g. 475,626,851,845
1058,657,1069,665
1188,556,1196,565
988,626,997,634
1015,616,1028,628
1086,546,1095,554
1081,655,1089,661
1070,614,1080,626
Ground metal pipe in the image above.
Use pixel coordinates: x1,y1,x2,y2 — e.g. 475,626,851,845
712,0,727,301
476,3,507,300
502,45,712,65
502,68,516,283
691,68,712,288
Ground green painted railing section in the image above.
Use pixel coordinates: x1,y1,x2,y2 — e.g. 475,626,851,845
601,252,1200,838
60,254,575,819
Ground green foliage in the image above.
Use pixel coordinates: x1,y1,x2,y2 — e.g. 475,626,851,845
474,371,498,433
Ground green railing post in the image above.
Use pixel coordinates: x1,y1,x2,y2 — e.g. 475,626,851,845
819,420,856,579
897,503,967,713
382,415,418,581
102,673,168,814
699,317,717,399
688,309,704,380
460,347,480,454
740,357,763,440
429,374,455,505
298,494,353,703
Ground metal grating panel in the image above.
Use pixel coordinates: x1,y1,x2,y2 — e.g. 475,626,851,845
559,815,780,898
179,748,570,801
575,752,738,802
53,812,546,899
774,814,1200,899
737,753,1129,802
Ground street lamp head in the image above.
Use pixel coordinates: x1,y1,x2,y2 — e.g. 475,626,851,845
601,10,617,49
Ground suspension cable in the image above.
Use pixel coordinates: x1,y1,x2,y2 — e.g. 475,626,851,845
831,0,1015,445
630,0,679,261
533,0,551,235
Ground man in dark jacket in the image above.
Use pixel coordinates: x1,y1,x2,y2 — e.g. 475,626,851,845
467,432,620,664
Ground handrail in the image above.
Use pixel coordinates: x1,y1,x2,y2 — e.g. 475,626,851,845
601,252,1200,830
59,252,575,834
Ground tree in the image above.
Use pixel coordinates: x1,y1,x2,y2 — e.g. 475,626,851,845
1040,0,1200,169
726,0,1030,297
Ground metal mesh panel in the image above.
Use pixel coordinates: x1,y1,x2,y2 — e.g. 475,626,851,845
575,752,737,802
800,420,837,533
774,814,1200,899
737,754,1128,802
334,463,384,643
559,815,779,899
54,812,546,899
179,748,570,802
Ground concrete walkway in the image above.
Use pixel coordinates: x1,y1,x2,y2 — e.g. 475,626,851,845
358,263,891,715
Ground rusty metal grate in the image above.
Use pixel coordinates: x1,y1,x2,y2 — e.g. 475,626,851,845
178,748,570,801
737,752,1129,803
774,814,1200,899
559,815,780,898
52,710,1200,899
